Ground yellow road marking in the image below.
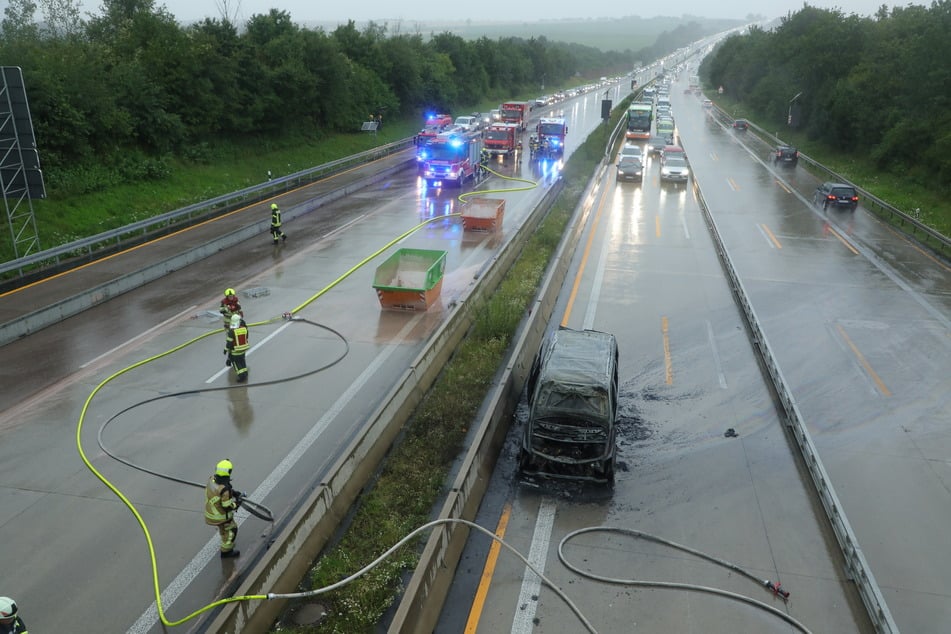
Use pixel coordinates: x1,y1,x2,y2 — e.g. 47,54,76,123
836,323,891,396
655,215,662,237
662,316,673,384
827,226,859,254
0,156,389,299
728,177,740,191
561,178,610,327
760,223,782,249
775,179,792,194
465,502,513,633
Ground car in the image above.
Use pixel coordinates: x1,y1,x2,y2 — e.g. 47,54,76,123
453,115,481,131
772,145,799,167
616,156,644,182
660,145,686,165
618,144,643,162
490,109,501,121
660,156,690,183
732,118,749,131
814,182,859,211
701,99,713,108
647,136,667,156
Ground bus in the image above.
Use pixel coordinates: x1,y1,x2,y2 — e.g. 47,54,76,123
626,103,652,140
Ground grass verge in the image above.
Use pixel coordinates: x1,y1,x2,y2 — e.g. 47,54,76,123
272,112,624,633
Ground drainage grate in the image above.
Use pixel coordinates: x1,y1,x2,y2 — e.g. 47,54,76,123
243,287,270,298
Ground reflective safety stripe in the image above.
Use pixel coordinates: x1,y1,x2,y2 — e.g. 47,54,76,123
232,327,250,353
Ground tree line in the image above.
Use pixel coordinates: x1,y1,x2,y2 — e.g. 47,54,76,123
0,0,714,198
700,2,951,190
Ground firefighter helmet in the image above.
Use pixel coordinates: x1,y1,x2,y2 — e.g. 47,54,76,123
0,597,17,619
224,288,235,297
230,314,242,329
215,459,233,477
270,203,279,211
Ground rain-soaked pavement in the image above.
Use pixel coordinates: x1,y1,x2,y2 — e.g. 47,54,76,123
2,70,950,634
438,77,951,634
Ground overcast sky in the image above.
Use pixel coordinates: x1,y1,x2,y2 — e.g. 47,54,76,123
75,0,896,25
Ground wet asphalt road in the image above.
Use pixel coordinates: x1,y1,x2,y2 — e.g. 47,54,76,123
438,77,951,633
0,85,623,633
2,69,950,633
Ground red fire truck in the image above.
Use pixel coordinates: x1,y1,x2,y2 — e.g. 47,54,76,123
500,101,531,132
535,117,568,158
483,122,521,157
415,113,456,165
419,129,484,187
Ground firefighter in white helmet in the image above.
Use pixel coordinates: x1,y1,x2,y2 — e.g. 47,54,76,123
0,596,26,634
205,459,242,558
224,313,250,382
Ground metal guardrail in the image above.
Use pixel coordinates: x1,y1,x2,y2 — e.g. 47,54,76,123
689,174,899,633
709,103,950,260
0,137,416,278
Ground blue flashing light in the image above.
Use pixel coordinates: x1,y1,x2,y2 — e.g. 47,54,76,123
449,137,464,148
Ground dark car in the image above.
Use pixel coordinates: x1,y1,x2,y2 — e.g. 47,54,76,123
732,118,749,131
647,136,667,156
814,182,859,211
616,156,644,182
773,145,798,166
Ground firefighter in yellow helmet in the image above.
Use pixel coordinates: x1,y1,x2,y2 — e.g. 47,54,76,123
0,596,27,633
219,288,243,329
205,459,242,558
225,313,250,382
269,203,286,244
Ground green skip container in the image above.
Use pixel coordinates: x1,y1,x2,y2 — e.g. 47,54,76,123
373,248,448,310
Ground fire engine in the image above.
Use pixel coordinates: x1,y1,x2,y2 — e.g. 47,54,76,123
500,101,531,132
483,122,521,157
535,117,568,159
419,129,484,187
415,113,456,165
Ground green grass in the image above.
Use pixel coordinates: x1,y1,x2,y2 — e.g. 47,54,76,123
709,94,951,237
272,104,623,634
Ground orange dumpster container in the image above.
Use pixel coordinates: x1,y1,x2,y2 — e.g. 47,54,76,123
373,248,448,310
461,197,505,232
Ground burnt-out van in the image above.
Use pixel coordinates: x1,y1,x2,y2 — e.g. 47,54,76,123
519,327,619,484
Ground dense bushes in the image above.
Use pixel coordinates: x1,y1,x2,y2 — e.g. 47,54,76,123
701,2,951,190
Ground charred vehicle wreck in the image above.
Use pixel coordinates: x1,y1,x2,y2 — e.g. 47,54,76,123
519,327,619,485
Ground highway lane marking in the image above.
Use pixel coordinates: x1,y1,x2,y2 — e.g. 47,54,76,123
775,178,792,194
561,172,611,328
759,223,782,249
727,177,740,191
205,320,293,383
882,224,951,272
835,323,891,397
129,315,423,633
511,499,557,634
464,503,513,633
706,320,728,389
827,226,859,254
681,213,691,239
80,305,197,368
655,214,662,237
662,316,673,384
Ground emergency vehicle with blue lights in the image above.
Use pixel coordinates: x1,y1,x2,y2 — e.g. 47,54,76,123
419,129,484,187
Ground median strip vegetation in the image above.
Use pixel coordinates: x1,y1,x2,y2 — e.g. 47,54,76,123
273,107,627,633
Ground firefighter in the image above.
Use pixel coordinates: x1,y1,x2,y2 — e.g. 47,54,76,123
0,596,26,634
205,459,242,558
269,203,286,244
219,288,243,330
529,135,540,159
225,314,250,382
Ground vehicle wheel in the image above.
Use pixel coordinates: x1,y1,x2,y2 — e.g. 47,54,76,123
517,448,532,473
849,203,857,212
604,457,616,486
